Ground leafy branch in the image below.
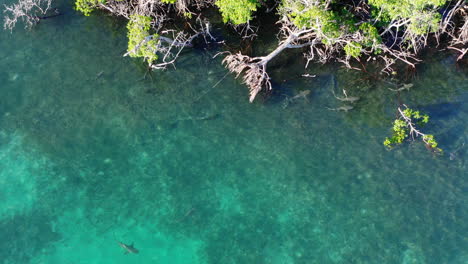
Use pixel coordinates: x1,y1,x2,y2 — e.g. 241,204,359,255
384,106,441,153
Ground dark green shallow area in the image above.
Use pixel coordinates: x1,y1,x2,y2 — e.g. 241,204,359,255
0,1,467,264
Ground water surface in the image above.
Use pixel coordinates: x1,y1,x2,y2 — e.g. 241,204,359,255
0,1,467,264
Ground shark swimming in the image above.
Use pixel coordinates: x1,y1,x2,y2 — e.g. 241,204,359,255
388,83,413,92
327,105,354,112
282,90,311,108
290,90,311,101
117,240,139,254
332,89,360,103
113,233,139,254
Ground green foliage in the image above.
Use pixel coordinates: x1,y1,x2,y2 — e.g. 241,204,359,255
368,0,447,35
384,119,408,147
408,12,442,35
287,3,342,44
384,107,441,152
127,15,158,64
358,22,382,47
284,2,382,52
402,108,430,125
423,134,439,149
75,0,105,16
215,0,260,25
344,42,362,58
161,0,177,3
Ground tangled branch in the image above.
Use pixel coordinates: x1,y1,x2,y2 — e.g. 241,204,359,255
125,17,214,70
223,27,315,102
222,53,270,102
447,4,468,60
3,0,52,30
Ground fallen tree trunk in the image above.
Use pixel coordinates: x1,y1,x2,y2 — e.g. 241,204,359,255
223,29,314,102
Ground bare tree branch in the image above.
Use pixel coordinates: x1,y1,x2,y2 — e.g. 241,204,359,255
222,28,315,102
3,0,52,30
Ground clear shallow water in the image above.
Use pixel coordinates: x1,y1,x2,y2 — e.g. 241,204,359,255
0,2,467,264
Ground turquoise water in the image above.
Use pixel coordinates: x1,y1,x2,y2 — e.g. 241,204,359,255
1,2,467,264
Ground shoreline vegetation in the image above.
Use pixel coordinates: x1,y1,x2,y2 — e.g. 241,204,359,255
3,0,467,151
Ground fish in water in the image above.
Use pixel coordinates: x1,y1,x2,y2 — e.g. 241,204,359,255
282,90,311,108
302,73,316,78
113,233,139,254
94,71,104,80
332,89,360,103
334,94,360,103
327,105,354,112
194,113,221,121
117,241,139,254
291,90,311,100
388,83,413,92
449,142,465,160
